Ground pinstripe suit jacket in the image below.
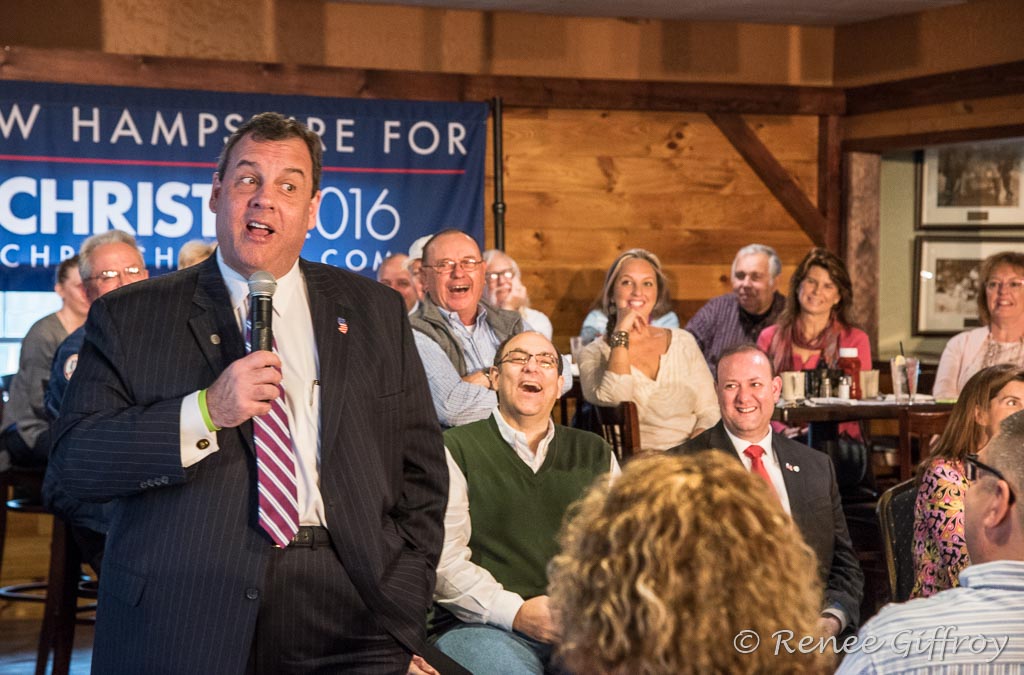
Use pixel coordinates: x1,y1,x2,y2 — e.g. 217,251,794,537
50,255,448,674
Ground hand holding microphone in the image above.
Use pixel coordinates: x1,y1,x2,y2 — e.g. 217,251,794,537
206,271,282,428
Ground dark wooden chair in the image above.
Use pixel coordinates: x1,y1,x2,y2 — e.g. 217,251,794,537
594,401,641,463
877,479,918,603
897,408,951,481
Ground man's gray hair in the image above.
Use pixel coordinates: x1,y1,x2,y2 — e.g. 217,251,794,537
732,244,782,279
79,230,142,281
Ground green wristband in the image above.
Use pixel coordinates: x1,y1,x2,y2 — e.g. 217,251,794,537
198,388,221,432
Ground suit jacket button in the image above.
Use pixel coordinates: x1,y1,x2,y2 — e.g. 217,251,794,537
245,588,260,600
197,439,210,450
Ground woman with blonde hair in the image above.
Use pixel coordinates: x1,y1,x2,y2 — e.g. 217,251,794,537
912,363,1024,597
579,249,718,451
933,250,1024,398
549,452,824,675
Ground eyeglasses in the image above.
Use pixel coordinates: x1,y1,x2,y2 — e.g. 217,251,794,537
424,258,482,274
966,454,1017,505
498,350,559,370
84,266,144,283
487,270,515,282
985,279,1024,293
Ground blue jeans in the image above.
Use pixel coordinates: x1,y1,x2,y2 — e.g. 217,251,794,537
435,623,553,675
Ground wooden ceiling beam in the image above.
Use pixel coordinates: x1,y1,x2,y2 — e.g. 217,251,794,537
0,46,845,116
846,60,1024,116
842,123,1024,153
710,112,829,248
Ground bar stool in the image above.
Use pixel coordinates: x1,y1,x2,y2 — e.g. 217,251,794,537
35,515,97,675
0,464,49,603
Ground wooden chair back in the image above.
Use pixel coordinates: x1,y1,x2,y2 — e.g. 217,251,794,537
897,409,951,481
594,401,641,463
877,479,919,603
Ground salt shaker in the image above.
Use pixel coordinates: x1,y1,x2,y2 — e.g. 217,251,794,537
838,376,851,400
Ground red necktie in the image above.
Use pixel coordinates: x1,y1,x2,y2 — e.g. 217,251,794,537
744,445,779,501
246,318,300,548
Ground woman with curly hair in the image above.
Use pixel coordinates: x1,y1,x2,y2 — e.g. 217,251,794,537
549,452,824,675
912,363,1024,597
579,249,719,451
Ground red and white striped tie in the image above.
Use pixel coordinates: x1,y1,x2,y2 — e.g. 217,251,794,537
246,319,300,548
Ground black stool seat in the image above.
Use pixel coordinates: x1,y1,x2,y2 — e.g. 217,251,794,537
0,465,48,602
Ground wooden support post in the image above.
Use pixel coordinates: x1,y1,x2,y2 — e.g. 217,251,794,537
818,114,842,252
844,152,881,356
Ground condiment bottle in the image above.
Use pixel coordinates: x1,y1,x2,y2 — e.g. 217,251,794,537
838,376,851,400
837,347,862,399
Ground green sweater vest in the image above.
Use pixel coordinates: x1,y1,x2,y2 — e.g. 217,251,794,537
444,416,611,599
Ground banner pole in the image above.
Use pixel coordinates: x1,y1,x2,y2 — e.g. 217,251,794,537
490,96,506,251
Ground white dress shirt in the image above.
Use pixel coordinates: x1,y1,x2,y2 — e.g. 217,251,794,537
722,425,792,516
722,424,849,629
179,251,325,527
434,407,620,630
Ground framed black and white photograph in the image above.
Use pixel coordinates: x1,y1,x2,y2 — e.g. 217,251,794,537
914,236,1024,336
918,138,1024,228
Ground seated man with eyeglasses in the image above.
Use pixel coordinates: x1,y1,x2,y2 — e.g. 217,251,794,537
430,331,617,673
837,410,1024,674
410,229,568,428
42,229,149,574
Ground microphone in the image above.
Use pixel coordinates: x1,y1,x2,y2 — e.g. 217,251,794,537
248,271,277,352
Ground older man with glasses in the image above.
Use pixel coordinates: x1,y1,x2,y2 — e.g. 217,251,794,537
40,229,149,574
411,229,568,428
838,410,1024,673
429,330,617,673
44,230,149,420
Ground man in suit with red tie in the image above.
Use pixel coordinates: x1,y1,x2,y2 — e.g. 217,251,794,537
50,113,453,673
671,344,863,635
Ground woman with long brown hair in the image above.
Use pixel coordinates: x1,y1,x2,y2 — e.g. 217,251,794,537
758,247,871,376
912,363,1024,597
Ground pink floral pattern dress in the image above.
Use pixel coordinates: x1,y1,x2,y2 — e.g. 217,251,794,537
911,458,971,598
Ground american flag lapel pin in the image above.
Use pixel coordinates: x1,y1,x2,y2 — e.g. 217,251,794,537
337,317,349,334
785,462,800,473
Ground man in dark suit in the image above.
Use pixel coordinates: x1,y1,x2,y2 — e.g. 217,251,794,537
50,113,451,673
671,344,863,634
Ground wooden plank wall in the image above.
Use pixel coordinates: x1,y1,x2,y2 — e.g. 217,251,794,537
493,109,816,348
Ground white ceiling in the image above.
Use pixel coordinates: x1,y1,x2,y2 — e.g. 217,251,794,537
345,0,965,26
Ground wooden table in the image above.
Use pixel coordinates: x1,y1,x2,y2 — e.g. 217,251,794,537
772,399,954,450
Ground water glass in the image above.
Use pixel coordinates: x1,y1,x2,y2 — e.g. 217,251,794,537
905,357,920,403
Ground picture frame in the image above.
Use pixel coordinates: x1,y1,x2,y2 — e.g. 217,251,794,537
914,236,1024,336
917,138,1024,228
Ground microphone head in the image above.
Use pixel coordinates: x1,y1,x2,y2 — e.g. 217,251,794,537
248,271,277,297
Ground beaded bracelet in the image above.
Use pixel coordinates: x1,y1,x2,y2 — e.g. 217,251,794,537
609,330,630,349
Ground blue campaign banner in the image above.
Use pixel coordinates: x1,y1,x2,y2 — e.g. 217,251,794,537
0,81,488,292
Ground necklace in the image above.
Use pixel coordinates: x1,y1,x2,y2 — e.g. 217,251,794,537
981,332,1024,369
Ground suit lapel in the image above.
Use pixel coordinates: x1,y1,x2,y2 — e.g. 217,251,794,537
705,422,745,466
773,436,813,532
188,256,252,452
301,261,353,463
